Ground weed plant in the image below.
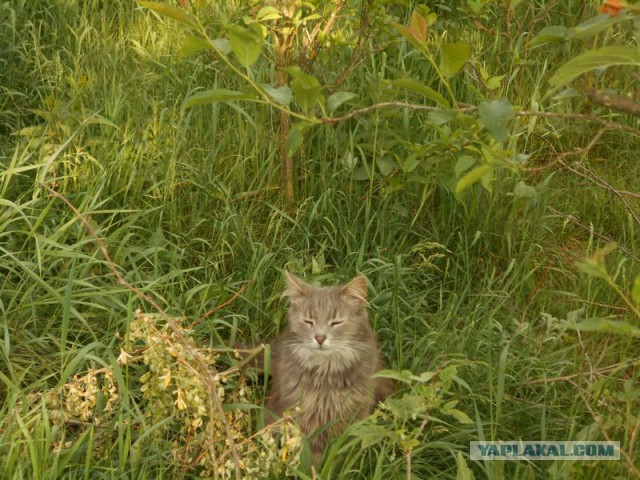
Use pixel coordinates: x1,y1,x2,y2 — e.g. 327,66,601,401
1,0,638,478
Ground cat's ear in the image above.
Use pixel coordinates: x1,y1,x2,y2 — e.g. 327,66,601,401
283,270,308,299
342,275,367,304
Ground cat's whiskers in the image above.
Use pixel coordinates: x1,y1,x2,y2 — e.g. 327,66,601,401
331,339,375,353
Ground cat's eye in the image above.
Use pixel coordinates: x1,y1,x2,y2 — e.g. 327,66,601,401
303,319,315,327
329,321,343,327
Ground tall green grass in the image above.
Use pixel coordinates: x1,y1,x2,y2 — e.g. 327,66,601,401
1,0,638,478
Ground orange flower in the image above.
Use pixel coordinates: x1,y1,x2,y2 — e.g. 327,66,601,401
598,0,623,16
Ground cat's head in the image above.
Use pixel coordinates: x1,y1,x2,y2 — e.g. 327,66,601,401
283,271,372,356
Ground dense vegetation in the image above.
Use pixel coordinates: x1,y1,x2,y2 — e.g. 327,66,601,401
1,0,639,478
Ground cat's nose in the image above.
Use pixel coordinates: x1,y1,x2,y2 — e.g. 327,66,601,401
315,335,326,345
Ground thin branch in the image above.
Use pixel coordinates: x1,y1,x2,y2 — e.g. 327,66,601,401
520,258,555,324
323,102,476,123
615,189,640,200
329,0,377,94
329,49,367,95
523,121,640,229
43,183,244,480
566,159,640,200
42,184,167,314
527,359,640,477
572,297,630,312
568,378,640,479
547,206,640,264
585,88,640,117
302,0,347,68
193,281,252,325
515,110,640,137
219,344,266,378
558,158,640,227
323,105,640,135
194,17,318,125
232,184,280,202
526,126,610,174
526,358,638,385
214,412,294,465
232,174,309,202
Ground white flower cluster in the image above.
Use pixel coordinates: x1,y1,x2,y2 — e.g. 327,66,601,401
40,367,119,426
126,311,303,478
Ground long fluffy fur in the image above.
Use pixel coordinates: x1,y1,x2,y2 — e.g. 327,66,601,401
267,272,392,456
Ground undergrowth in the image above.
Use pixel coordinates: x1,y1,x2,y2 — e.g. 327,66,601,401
1,0,639,479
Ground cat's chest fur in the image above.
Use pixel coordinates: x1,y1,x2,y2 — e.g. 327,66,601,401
270,334,378,437
265,272,385,454
274,332,377,403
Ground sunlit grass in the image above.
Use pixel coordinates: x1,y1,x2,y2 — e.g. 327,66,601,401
1,0,638,478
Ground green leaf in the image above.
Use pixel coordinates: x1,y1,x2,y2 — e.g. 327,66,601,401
327,91,356,114
350,423,389,449
409,10,428,43
576,242,617,279
311,253,325,274
632,274,640,306
553,87,582,100
479,98,514,142
352,166,371,181
455,164,494,193
439,42,470,78
412,371,437,383
182,89,255,109
284,122,312,157
302,13,322,22
443,399,459,410
513,181,537,200
180,35,212,58
428,110,456,126
480,166,494,192
486,75,504,90
256,6,282,22
387,78,451,108
407,173,430,184
593,242,618,260
391,10,429,52
456,452,476,480
285,126,303,157
454,156,476,178
211,38,232,55
529,26,567,47
401,438,421,451
549,46,640,89
376,157,398,177
284,66,324,112
392,23,423,51
567,13,631,41
222,403,261,411
138,1,198,28
342,152,357,170
576,259,608,279
439,365,459,385
449,408,474,424
451,374,473,392
285,66,320,88
402,152,420,173
85,114,119,129
566,318,640,338
261,84,292,106
228,24,263,67
372,369,415,385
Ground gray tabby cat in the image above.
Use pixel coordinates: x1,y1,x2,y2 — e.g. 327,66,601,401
267,271,393,458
